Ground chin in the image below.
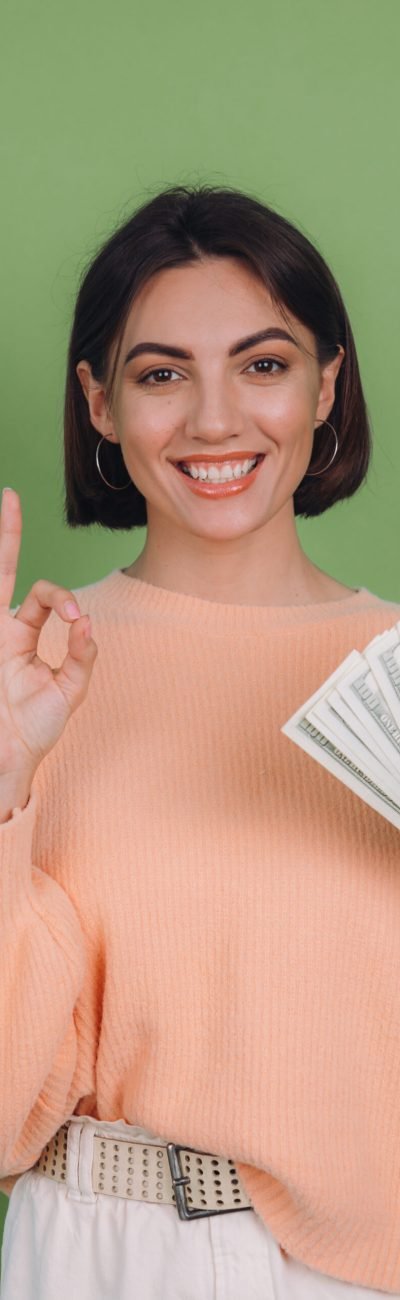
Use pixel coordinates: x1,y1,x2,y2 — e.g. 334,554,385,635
186,515,270,543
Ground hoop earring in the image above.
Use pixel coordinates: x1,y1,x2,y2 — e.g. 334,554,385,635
95,435,132,490
305,420,338,477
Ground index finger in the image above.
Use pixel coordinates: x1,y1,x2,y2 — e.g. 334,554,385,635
0,489,22,610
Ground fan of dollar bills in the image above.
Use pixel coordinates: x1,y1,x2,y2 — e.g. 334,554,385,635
281,622,400,830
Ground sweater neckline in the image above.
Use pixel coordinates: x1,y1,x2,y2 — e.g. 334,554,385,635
89,568,388,632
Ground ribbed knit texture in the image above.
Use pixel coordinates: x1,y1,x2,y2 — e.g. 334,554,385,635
1,569,400,1291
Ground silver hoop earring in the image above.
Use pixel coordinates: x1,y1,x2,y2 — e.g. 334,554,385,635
305,420,339,477
95,436,132,491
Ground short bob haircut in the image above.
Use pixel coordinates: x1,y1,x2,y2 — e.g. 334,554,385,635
64,184,371,530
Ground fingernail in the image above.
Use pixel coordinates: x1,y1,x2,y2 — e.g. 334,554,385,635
64,600,80,618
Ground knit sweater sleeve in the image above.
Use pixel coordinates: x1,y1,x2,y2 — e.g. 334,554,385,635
0,788,88,1184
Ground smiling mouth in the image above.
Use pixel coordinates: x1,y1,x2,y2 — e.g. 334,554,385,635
174,453,265,483
171,452,266,496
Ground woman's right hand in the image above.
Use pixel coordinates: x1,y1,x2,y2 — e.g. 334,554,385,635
0,489,98,790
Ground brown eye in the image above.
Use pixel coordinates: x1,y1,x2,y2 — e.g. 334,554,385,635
247,358,287,375
138,368,179,384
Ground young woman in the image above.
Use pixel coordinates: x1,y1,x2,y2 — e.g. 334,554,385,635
1,185,399,1299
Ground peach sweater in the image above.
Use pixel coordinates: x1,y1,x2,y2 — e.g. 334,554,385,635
1,569,400,1291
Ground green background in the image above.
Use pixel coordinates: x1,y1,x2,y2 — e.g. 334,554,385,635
1,0,399,1248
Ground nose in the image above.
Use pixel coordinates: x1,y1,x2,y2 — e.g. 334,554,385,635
185,379,245,446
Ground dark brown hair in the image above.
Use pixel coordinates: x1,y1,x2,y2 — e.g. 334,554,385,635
64,184,371,529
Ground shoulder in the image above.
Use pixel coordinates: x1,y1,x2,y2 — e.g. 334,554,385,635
323,589,400,650
358,589,400,618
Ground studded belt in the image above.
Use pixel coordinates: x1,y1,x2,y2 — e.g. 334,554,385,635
33,1123,254,1220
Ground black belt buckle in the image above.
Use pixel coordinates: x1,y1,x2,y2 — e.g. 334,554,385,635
166,1142,252,1221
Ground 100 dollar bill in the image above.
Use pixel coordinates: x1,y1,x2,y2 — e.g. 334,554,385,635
305,694,400,796
331,652,400,777
364,623,400,730
281,712,400,829
281,635,400,829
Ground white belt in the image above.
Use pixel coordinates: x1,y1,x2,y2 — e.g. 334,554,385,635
33,1123,254,1220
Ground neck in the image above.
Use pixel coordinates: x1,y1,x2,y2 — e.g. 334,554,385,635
124,504,344,607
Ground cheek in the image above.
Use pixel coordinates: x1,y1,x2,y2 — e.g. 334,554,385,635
255,382,312,437
117,398,170,462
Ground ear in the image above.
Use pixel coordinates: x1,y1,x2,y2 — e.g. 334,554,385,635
315,346,345,426
76,361,117,440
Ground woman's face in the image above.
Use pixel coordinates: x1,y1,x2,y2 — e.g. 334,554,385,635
78,256,344,543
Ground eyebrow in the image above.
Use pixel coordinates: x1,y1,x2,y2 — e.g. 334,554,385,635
123,327,299,366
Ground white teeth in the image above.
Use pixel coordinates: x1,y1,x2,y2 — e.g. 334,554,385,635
182,457,258,483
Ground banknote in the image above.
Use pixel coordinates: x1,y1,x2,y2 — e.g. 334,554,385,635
305,695,399,795
325,686,399,780
363,623,400,730
281,712,400,829
281,623,400,829
325,654,400,780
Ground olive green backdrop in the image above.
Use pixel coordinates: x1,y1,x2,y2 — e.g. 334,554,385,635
1,0,399,1245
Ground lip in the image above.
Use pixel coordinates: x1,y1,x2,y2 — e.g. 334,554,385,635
172,454,266,498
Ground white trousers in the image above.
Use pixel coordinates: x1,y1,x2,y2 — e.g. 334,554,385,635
0,1117,393,1299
